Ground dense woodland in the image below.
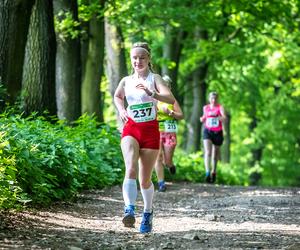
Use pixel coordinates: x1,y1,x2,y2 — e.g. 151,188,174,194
0,0,299,209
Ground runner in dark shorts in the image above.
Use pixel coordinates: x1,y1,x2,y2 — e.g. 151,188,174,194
200,92,226,183
203,127,224,146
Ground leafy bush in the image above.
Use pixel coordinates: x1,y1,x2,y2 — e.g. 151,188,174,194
168,150,204,183
0,111,123,209
0,131,27,209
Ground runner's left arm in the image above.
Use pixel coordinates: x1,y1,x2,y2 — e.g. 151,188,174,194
219,105,227,122
167,100,184,120
135,74,175,104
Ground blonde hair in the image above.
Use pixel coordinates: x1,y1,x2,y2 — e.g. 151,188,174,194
131,42,154,72
162,75,172,89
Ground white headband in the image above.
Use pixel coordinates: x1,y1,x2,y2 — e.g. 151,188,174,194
131,46,150,55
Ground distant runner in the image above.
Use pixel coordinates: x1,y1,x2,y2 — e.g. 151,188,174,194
154,75,184,192
200,92,226,183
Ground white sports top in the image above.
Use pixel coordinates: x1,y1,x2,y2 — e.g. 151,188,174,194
123,72,158,123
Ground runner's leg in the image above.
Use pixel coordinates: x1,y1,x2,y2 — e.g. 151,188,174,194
211,145,220,174
203,139,212,174
139,148,159,212
154,143,164,182
163,133,177,174
139,149,158,233
121,136,139,226
163,146,176,166
154,144,166,191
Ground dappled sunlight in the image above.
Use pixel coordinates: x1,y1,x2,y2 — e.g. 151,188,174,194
2,183,299,249
11,210,300,236
241,190,299,197
19,211,125,232
153,217,300,235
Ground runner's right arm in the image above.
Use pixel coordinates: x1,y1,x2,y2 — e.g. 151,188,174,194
114,77,128,123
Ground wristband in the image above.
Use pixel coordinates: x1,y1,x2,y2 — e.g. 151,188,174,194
149,91,156,97
169,110,174,116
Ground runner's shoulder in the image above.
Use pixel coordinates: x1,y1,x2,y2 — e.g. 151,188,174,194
120,75,131,87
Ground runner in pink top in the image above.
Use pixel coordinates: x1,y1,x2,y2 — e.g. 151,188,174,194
203,104,223,132
200,92,226,183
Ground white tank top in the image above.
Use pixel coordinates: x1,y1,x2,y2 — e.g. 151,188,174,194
124,72,158,123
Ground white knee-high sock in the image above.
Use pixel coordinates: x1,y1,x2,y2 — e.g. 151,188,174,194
122,178,137,207
141,183,154,213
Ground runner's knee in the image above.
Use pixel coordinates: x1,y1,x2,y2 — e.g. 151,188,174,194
124,164,137,179
139,179,152,189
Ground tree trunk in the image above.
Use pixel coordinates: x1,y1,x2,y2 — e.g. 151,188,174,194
185,63,207,152
22,0,57,116
185,30,208,152
105,19,127,98
6,0,34,104
105,18,127,125
221,112,230,163
0,0,12,86
80,0,89,83
81,1,105,122
161,25,185,104
0,0,34,103
249,113,263,185
54,0,81,122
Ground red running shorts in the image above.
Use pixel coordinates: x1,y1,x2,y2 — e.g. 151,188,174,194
122,118,160,149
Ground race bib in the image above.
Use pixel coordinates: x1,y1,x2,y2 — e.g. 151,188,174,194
206,117,219,128
164,120,178,132
127,102,156,123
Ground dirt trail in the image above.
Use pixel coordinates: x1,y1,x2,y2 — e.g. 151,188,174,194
0,182,300,250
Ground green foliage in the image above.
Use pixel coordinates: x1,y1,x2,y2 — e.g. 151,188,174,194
54,11,81,40
78,0,105,22
158,148,250,186
169,150,203,183
0,132,26,209
65,114,123,189
0,83,8,111
54,0,106,40
0,112,123,209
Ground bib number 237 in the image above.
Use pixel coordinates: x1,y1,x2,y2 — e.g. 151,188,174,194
128,102,156,122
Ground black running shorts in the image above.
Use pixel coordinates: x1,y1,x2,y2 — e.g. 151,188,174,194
203,127,224,146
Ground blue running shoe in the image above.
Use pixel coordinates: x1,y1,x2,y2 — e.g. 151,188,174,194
158,181,166,192
122,205,135,227
139,211,153,233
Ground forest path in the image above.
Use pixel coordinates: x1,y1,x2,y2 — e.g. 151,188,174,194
1,182,300,249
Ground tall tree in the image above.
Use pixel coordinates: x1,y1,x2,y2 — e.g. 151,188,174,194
185,29,208,152
81,0,105,121
185,65,207,153
0,0,11,85
54,0,81,122
22,0,57,115
0,0,34,103
105,18,127,124
161,26,185,103
105,19,127,99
